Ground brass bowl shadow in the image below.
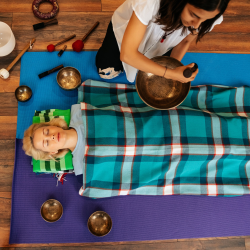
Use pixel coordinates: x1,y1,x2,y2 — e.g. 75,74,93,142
57,66,81,91
136,56,191,110
15,85,32,102
87,211,112,237
40,199,63,223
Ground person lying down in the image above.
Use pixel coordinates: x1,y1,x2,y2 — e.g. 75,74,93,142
23,105,85,177
23,80,250,198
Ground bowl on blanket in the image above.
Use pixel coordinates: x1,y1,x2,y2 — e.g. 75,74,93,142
40,199,63,223
136,56,191,110
57,66,81,90
87,211,112,237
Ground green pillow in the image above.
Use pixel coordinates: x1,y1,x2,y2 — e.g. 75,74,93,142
33,109,71,125
32,109,74,173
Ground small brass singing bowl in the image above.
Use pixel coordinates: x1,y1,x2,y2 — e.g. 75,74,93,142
136,56,191,110
40,199,63,223
87,211,112,237
14,85,32,102
57,66,81,91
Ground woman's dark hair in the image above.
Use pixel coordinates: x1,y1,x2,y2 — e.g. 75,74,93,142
155,0,230,42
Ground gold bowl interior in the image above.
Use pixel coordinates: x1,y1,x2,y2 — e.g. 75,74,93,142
136,56,191,110
87,211,112,237
40,199,63,223
15,85,32,102
57,66,81,90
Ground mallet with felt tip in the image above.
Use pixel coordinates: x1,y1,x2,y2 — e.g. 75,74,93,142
47,34,76,52
72,21,99,52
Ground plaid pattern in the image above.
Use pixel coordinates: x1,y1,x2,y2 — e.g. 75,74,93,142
32,109,74,173
79,80,250,198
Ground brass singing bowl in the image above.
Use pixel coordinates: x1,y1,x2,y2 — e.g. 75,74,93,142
40,199,63,223
15,85,32,102
87,211,112,237
57,66,81,90
136,56,191,110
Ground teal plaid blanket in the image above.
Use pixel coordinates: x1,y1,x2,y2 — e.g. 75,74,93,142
79,80,250,198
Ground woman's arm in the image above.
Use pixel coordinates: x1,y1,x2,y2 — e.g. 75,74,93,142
170,33,197,61
120,12,198,83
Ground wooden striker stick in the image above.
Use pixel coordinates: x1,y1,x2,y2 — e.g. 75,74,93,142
81,22,100,42
6,38,36,72
54,34,76,47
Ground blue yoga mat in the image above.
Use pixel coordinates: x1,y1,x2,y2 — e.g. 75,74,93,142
17,51,250,139
11,51,250,244
16,51,133,139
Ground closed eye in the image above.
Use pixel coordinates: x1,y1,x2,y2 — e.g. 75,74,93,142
190,11,200,19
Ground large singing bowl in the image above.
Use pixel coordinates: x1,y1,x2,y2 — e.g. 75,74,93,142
136,56,191,110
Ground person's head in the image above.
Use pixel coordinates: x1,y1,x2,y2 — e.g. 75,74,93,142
23,118,69,161
156,0,230,42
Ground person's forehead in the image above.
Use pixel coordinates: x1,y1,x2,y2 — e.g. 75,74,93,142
33,127,45,148
188,3,220,19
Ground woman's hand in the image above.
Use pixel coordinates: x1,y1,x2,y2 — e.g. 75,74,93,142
165,63,199,83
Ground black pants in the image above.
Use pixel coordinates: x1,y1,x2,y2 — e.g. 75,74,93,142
95,22,124,79
96,21,172,79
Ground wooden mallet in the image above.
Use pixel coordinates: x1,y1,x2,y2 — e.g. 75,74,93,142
0,38,36,79
47,34,76,52
72,21,99,52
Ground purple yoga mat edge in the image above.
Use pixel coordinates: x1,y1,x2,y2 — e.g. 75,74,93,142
9,138,18,245
9,139,250,245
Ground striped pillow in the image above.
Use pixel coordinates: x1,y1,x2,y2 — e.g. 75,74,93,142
32,109,74,173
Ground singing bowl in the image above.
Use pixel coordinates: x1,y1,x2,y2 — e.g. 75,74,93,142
136,56,191,110
57,66,81,90
15,85,32,102
0,21,15,57
87,211,112,237
40,199,63,223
